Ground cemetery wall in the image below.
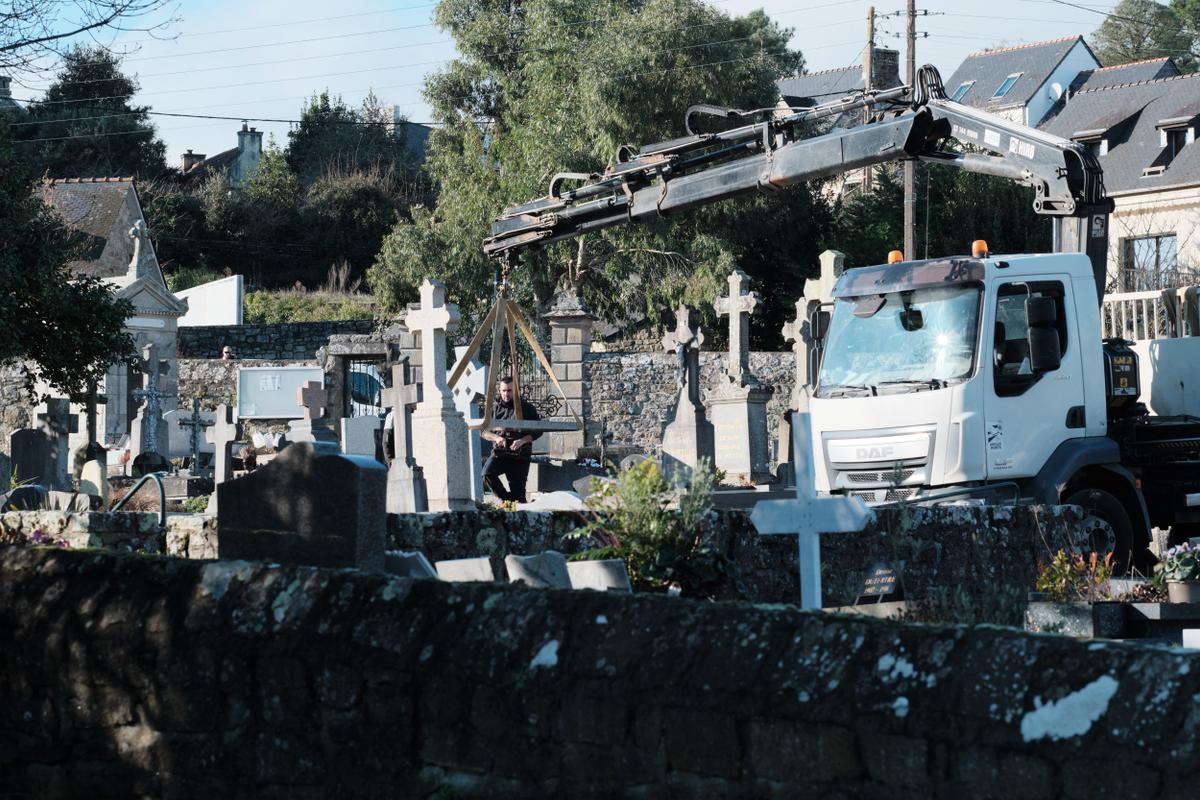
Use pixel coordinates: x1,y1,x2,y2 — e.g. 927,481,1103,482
3,545,1196,799
583,351,796,460
177,320,375,360
0,510,215,559
390,504,1086,606
176,359,319,410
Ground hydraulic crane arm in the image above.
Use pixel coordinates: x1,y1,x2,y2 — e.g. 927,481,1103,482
484,65,1115,300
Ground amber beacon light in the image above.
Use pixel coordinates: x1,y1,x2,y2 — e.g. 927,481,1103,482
887,250,904,264
972,239,989,258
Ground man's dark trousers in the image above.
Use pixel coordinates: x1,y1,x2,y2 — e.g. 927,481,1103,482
483,453,530,503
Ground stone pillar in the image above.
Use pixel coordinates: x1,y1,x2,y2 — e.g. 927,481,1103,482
544,291,594,460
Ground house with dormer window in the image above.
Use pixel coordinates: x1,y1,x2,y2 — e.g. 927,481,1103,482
1042,71,1200,291
942,36,1099,126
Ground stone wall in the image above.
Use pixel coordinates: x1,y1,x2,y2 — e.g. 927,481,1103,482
584,351,796,461
389,504,1085,606
3,546,1197,798
0,510,216,559
177,320,376,360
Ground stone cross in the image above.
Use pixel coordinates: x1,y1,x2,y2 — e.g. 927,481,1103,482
751,412,875,609
804,249,845,307
405,279,460,409
661,304,705,405
782,298,813,401
70,382,107,446
594,419,614,467
380,360,421,466
128,220,149,270
132,343,170,454
713,269,761,385
205,403,241,485
178,397,215,471
297,381,328,421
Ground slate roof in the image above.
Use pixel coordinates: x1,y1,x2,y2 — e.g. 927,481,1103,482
1041,73,1200,194
776,61,902,131
942,36,1088,111
182,146,238,180
1071,58,1179,93
39,177,135,278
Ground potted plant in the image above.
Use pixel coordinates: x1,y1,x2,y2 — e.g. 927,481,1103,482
1155,542,1200,602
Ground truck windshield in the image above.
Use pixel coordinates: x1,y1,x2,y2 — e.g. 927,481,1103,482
817,284,980,396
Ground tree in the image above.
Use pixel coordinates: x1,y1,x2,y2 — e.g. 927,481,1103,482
301,164,403,285
1170,0,1200,68
369,0,809,338
14,45,167,178
286,90,420,189
0,117,134,397
823,165,1051,269
0,0,174,77
1090,0,1194,70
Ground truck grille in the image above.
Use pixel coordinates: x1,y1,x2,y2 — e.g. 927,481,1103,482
846,469,915,485
850,487,918,504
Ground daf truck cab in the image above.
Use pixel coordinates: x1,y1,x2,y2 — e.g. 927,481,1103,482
808,249,1200,569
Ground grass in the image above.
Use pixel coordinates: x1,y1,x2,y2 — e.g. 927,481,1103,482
243,289,377,323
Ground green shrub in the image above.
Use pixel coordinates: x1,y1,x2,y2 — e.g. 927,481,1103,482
1035,549,1113,602
243,290,376,323
164,264,224,293
568,458,744,599
182,495,210,513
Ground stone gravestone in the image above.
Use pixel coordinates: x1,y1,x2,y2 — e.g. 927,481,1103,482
216,442,386,572
566,559,633,593
751,412,874,609
340,415,383,459
285,380,340,454
451,345,488,502
203,404,242,514
385,550,438,579
709,270,773,484
435,557,495,582
175,398,215,471
12,399,78,491
659,304,715,482
407,279,473,511
381,358,428,514
777,250,845,484
505,551,571,589
129,343,172,472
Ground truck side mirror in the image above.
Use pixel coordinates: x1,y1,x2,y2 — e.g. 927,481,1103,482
1026,296,1061,373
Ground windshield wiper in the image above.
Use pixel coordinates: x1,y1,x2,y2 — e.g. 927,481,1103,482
875,378,948,392
819,383,876,397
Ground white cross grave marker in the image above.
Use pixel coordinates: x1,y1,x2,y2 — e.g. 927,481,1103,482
713,269,760,386
750,412,874,609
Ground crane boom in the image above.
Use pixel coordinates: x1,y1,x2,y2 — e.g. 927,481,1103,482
484,65,1115,301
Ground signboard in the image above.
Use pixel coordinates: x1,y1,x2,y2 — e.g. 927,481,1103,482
856,562,901,604
236,366,324,419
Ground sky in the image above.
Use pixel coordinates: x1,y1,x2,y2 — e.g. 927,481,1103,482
11,0,1120,165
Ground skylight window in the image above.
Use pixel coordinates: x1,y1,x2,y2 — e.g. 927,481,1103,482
992,73,1022,99
950,81,974,102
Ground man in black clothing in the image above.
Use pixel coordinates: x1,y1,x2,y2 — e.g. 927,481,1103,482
481,376,542,503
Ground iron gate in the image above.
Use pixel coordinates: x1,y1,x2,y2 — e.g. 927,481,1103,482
346,358,386,418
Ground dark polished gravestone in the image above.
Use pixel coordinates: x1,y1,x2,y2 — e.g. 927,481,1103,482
216,443,386,572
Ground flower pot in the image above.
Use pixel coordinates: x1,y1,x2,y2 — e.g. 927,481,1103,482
1167,581,1200,603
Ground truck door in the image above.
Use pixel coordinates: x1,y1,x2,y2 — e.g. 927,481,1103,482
984,278,1085,479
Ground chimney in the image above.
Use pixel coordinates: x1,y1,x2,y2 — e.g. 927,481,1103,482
0,76,10,98
237,123,263,158
871,48,901,90
181,149,206,172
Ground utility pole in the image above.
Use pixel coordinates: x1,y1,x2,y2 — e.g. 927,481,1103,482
903,0,917,260
863,5,875,191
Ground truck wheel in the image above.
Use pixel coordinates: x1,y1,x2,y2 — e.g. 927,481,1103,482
1064,488,1134,575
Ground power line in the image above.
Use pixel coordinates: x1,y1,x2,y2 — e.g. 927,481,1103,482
10,44,864,145
182,2,439,39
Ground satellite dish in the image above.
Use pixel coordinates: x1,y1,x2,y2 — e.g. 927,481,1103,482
1049,82,1064,100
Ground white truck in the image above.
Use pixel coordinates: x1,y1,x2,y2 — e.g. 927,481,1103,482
808,248,1200,570
483,65,1200,570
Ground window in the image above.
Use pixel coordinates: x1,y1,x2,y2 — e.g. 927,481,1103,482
993,282,1067,397
992,73,1022,99
1168,128,1188,159
950,81,975,102
1122,234,1178,291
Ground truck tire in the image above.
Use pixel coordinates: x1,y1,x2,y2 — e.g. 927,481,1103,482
1065,487,1134,575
